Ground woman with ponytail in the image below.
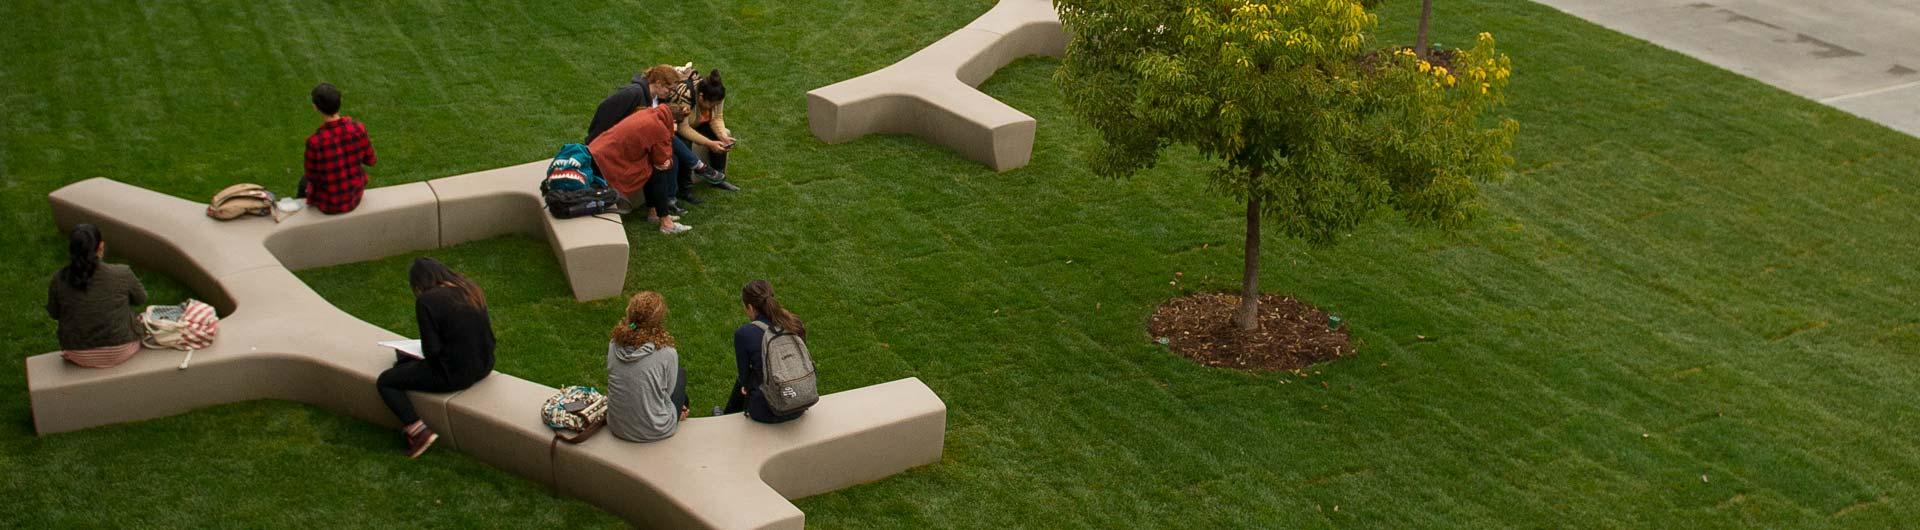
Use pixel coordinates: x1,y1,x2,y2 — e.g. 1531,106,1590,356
606,291,690,442
45,224,148,368
723,279,806,423
377,257,495,458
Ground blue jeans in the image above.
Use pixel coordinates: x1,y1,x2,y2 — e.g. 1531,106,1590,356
671,136,698,197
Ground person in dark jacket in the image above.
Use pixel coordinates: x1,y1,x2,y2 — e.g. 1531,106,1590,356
45,224,148,368
377,257,496,458
722,279,806,423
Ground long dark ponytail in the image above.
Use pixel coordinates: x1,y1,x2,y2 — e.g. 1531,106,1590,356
742,279,803,336
61,224,103,290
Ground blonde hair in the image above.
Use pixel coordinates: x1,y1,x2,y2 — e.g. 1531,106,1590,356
610,291,675,348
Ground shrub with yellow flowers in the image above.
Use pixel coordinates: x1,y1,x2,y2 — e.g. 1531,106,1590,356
1057,0,1518,330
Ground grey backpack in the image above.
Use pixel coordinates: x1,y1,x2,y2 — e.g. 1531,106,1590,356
753,322,817,415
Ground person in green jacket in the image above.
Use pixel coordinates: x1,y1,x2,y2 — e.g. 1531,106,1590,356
45,224,148,368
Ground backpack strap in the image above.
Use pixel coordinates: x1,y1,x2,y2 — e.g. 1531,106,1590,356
749,321,778,386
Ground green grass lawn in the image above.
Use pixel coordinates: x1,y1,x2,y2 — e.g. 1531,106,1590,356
4,0,1918,527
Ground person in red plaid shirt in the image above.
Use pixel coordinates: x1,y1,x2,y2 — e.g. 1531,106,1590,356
298,83,378,214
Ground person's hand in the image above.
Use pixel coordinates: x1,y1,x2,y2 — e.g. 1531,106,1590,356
707,140,730,153
739,386,748,396
679,406,690,421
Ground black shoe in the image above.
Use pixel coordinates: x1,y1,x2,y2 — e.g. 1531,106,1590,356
677,193,703,205
711,181,741,192
666,204,688,217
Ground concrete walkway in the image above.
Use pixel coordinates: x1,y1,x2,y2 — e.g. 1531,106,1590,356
1534,0,1920,138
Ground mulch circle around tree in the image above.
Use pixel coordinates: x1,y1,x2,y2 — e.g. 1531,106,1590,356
1147,292,1353,372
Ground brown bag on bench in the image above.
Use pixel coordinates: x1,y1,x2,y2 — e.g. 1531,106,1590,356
207,183,276,221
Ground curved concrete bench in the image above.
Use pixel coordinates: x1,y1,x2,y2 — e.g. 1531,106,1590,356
49,162,626,304
806,0,1065,172
30,172,946,528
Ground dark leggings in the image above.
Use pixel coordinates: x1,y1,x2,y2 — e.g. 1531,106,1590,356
693,123,728,173
722,382,747,415
377,357,485,425
641,167,676,216
671,365,690,413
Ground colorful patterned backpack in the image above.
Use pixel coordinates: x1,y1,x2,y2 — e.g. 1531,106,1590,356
541,385,609,434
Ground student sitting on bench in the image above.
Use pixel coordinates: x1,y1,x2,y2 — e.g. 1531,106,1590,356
377,257,495,458
606,291,690,442
45,224,148,369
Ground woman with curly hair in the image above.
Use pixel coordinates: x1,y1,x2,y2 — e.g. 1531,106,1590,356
607,291,690,442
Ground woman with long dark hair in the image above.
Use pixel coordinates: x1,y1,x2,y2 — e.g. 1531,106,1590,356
606,291,690,442
45,224,148,368
676,69,740,199
723,279,806,423
377,257,495,458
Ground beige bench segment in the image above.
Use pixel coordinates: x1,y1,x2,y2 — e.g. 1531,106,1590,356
428,161,629,302
263,182,442,272
47,178,278,312
26,266,456,436
553,378,947,530
806,0,1064,172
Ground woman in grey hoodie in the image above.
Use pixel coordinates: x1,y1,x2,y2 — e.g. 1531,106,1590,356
607,291,690,442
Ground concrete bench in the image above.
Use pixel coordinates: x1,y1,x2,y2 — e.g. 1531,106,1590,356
554,378,946,529
49,162,627,305
30,172,946,528
806,0,1065,172
25,265,453,435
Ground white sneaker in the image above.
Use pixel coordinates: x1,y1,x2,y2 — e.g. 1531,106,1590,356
660,222,693,235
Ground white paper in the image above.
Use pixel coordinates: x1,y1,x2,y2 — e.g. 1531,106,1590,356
378,339,424,359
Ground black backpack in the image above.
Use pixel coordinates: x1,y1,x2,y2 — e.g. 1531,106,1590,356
541,143,619,219
543,187,621,219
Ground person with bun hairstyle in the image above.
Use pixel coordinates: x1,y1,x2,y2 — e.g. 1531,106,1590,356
606,291,690,442
722,279,806,423
675,69,741,203
377,257,496,458
45,223,148,368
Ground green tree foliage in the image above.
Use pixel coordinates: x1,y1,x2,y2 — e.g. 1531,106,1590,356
1056,0,1519,329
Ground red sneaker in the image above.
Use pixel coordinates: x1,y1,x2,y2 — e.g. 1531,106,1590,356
405,424,438,459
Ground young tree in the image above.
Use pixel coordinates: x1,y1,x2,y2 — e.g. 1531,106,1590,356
1056,0,1518,330
1416,0,1434,59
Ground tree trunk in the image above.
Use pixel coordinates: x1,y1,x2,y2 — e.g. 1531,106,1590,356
1415,0,1434,59
1232,170,1263,331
